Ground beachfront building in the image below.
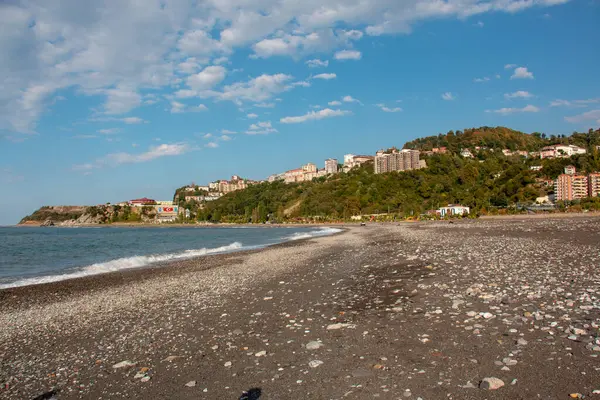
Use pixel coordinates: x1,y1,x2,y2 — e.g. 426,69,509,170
540,144,587,159
374,149,422,174
554,173,589,201
589,173,600,198
325,158,338,174
437,204,470,217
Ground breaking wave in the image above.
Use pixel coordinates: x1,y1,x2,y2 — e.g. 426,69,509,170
285,227,343,241
0,242,243,289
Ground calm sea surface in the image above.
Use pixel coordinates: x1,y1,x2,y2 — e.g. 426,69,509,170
0,226,339,288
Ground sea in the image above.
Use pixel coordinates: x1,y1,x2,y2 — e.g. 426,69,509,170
0,226,340,289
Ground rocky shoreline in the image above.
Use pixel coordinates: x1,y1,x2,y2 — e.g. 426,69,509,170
1,217,599,399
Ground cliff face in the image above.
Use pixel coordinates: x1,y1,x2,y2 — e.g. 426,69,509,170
19,205,156,226
19,206,88,225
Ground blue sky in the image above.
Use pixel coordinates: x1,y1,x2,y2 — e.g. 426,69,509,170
1,0,599,225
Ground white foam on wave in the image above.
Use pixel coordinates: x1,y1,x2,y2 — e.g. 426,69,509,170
0,242,242,289
285,227,343,241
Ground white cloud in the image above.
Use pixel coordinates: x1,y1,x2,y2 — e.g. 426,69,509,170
221,129,237,134
220,135,232,141
504,64,517,69
511,67,534,79
334,50,362,60
280,108,351,124
306,59,329,68
376,104,403,112
474,77,490,83
504,90,533,99
0,0,572,134
564,109,600,124
202,133,212,139
550,98,600,107
121,117,145,124
247,120,277,134
342,95,360,103
246,113,258,118
103,86,142,115
170,101,208,114
73,134,98,139
200,74,293,105
487,104,540,115
313,73,337,80
328,100,342,106
441,92,456,101
97,128,120,135
187,66,227,91
74,143,191,170
205,142,219,148
254,102,276,108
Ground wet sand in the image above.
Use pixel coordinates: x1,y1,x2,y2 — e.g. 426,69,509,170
1,217,599,399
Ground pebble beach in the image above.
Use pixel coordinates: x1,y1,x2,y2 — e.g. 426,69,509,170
1,216,599,399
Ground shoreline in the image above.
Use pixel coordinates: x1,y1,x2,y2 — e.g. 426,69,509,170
0,226,346,301
1,217,599,399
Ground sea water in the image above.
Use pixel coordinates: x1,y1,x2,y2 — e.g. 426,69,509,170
0,226,340,288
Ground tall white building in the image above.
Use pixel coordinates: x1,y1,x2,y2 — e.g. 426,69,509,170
325,158,338,174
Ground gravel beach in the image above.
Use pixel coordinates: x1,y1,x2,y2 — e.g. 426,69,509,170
1,216,599,399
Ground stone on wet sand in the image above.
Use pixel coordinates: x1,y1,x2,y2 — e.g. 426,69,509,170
112,360,136,369
480,377,505,390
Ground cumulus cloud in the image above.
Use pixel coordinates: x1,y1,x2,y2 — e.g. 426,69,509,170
504,90,533,99
247,113,258,118
170,101,208,114
550,98,599,107
474,77,490,83
486,105,540,115
504,64,517,69
121,117,146,124
0,0,570,133
205,142,219,148
246,120,277,134
564,109,600,124
376,104,403,112
334,50,362,60
328,100,342,106
511,67,534,79
73,143,191,170
306,59,329,68
441,92,456,101
342,95,360,103
313,73,337,80
200,74,293,105
280,108,351,124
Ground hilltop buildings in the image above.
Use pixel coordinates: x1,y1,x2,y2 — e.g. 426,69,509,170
325,158,339,174
374,149,422,174
540,144,586,159
343,154,374,171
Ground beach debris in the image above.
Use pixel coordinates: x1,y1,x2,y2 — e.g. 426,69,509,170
308,360,324,368
306,341,324,350
162,355,182,362
479,377,505,390
326,323,356,330
185,381,197,387
112,360,136,369
255,350,267,357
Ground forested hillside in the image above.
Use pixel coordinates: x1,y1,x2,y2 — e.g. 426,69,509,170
403,126,600,153
193,149,600,223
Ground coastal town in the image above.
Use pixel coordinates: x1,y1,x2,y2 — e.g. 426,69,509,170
94,138,599,223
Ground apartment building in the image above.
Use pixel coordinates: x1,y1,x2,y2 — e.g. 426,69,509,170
343,154,374,171
589,173,600,198
325,158,338,174
218,176,250,194
554,173,589,201
374,149,421,174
